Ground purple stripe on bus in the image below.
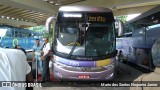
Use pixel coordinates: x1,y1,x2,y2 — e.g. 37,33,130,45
55,56,96,67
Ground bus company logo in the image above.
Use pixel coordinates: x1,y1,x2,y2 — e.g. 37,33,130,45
76,57,93,60
77,57,85,60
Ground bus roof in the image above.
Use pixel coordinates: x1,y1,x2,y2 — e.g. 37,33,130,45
59,5,112,13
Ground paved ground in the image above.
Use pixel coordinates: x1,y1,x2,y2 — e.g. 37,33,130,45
33,61,144,90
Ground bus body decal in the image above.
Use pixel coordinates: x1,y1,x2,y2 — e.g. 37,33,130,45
12,38,18,47
55,56,111,67
56,56,95,67
96,59,110,67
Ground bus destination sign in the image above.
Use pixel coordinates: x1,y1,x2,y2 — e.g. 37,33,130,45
88,16,106,23
87,13,113,23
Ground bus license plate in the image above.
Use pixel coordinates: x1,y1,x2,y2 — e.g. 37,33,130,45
78,75,90,79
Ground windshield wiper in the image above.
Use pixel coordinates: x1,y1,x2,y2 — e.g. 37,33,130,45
67,39,79,59
67,23,88,58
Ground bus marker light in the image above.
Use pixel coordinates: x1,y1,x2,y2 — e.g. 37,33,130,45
79,75,90,79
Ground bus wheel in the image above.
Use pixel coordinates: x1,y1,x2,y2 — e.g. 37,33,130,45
136,49,149,65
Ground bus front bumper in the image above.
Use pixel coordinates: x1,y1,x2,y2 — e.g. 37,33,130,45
53,63,115,81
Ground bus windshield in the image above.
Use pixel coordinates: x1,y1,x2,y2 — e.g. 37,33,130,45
86,23,115,56
55,23,115,56
55,12,115,57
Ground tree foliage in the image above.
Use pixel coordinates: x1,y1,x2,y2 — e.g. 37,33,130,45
27,25,53,42
116,15,127,24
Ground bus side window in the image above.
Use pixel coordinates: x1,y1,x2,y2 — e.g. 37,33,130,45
26,31,29,37
24,30,28,37
22,33,27,37
31,33,34,37
34,33,39,38
15,31,18,37
28,30,34,37
19,30,22,37
6,28,12,37
28,33,32,37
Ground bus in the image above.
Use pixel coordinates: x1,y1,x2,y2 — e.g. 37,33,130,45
0,25,43,51
116,32,132,50
116,5,160,70
45,6,124,81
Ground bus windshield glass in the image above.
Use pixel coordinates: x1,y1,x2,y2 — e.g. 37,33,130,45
55,12,115,57
85,23,115,56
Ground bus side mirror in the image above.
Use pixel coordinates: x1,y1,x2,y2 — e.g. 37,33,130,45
115,20,124,36
45,17,56,33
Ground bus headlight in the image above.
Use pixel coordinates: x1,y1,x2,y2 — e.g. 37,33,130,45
55,70,62,78
104,63,115,69
106,73,113,79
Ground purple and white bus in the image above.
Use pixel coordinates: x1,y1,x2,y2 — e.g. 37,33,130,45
45,6,124,81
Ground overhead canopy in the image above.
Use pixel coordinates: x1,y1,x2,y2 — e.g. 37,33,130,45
125,5,160,29
0,0,160,27
126,5,160,25
0,0,84,27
